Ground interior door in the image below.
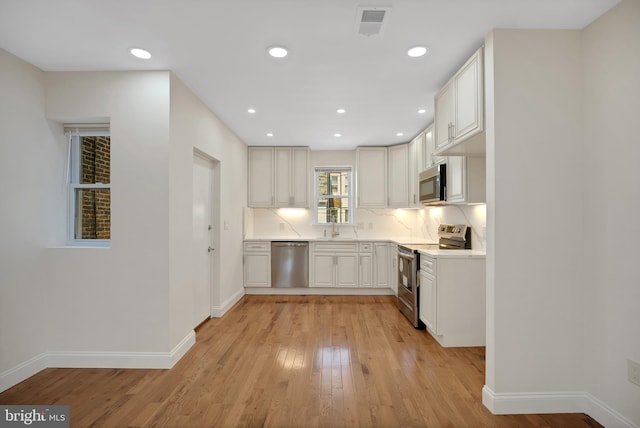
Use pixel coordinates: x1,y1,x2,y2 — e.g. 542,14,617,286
193,153,215,325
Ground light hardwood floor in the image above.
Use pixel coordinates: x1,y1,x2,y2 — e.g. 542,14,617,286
0,295,602,427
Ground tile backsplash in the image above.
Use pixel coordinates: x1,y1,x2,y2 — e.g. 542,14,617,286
245,204,486,250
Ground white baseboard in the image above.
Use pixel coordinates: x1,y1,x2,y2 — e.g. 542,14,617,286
47,331,196,369
0,332,196,394
211,287,245,318
483,385,639,428
0,352,48,394
244,287,396,296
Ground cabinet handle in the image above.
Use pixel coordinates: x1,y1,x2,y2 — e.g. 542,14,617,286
447,123,451,142
451,123,455,141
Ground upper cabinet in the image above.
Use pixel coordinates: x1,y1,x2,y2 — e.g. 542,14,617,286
247,147,275,207
434,47,486,156
356,147,388,208
248,146,309,208
423,124,445,169
408,133,425,207
387,144,409,208
445,155,486,204
275,147,309,208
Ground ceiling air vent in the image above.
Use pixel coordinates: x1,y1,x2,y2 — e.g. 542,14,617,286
356,6,391,37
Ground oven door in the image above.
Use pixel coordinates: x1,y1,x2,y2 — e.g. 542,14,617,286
397,248,420,327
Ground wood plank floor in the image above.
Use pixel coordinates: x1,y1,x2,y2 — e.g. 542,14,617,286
0,295,602,427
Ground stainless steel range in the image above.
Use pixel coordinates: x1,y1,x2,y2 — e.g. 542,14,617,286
397,224,471,328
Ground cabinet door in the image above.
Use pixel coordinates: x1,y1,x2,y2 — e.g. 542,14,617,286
454,48,483,142
419,272,437,333
291,147,309,207
356,147,388,208
247,147,274,207
434,81,454,152
244,254,270,287
374,243,390,288
424,125,444,169
359,254,373,288
311,254,335,287
387,144,409,208
408,136,422,207
446,156,466,203
336,254,358,288
274,147,292,207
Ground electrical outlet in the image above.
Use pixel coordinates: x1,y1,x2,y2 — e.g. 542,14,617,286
279,222,285,231
368,222,373,230
628,359,640,387
357,222,364,229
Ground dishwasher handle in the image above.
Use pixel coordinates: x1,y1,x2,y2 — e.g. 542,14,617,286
272,241,309,247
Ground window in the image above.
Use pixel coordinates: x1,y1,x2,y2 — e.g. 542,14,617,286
65,124,111,245
315,167,352,224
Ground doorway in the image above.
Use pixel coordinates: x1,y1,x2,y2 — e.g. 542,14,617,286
192,151,220,325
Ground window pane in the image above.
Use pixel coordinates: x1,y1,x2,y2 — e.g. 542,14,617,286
80,136,110,184
75,189,111,239
317,197,349,224
317,171,348,196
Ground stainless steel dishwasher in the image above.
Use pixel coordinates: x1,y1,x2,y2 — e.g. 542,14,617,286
271,241,309,288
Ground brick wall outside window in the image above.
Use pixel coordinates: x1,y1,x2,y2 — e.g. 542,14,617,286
79,136,110,239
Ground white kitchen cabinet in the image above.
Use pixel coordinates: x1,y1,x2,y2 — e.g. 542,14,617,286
356,147,388,208
243,241,271,287
408,133,425,207
390,244,398,294
434,47,485,156
336,254,359,287
374,243,390,288
418,252,486,347
445,155,486,204
387,144,409,208
275,147,309,208
247,147,274,207
310,242,359,288
423,124,444,169
359,242,373,288
419,254,437,332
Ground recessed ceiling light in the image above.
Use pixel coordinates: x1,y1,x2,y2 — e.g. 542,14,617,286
396,132,404,137
247,108,256,114
130,48,152,59
334,133,342,137
268,46,288,58
417,108,427,114
336,108,346,114
267,133,274,137
407,46,429,58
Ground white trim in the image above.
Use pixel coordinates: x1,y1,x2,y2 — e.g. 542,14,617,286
244,287,395,296
47,331,195,369
211,288,245,318
0,353,48,394
482,386,639,428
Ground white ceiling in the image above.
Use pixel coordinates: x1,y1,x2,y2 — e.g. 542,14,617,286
0,0,620,150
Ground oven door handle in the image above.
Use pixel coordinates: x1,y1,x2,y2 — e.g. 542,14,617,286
398,251,415,262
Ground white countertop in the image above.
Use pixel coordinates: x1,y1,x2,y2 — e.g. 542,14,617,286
419,249,486,258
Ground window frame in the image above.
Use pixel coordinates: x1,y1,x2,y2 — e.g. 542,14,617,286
314,166,353,225
66,127,111,247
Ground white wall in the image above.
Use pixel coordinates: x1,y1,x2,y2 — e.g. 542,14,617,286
43,71,172,353
484,28,585,396
168,74,247,343
0,49,59,384
582,0,640,424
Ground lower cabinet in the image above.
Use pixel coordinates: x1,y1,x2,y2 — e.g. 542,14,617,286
418,253,486,347
243,241,270,287
310,242,359,288
374,243,390,288
359,243,373,288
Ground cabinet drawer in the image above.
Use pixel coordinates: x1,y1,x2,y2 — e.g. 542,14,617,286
312,242,358,253
359,242,372,253
244,241,270,252
420,255,436,276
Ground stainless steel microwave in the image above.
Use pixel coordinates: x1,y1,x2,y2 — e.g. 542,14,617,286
419,164,446,205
